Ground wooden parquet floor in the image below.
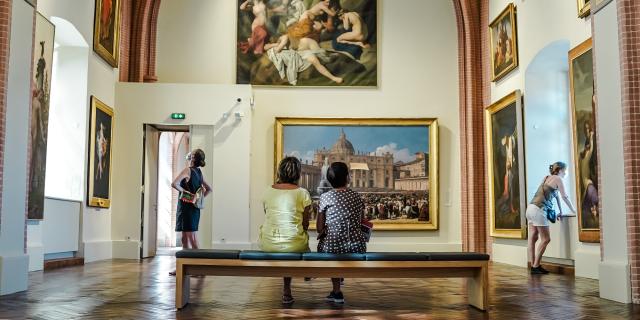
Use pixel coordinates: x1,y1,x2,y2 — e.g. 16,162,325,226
0,256,638,320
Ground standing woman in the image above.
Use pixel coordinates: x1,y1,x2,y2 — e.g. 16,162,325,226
526,162,576,274
172,149,212,251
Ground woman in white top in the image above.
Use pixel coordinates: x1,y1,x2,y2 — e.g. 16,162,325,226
526,162,576,275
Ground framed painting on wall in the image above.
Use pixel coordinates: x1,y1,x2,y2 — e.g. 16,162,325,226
87,96,114,208
274,118,439,230
489,3,518,82
27,13,55,220
577,0,591,18
236,0,378,87
93,0,121,67
485,90,526,239
569,38,600,243
592,0,613,15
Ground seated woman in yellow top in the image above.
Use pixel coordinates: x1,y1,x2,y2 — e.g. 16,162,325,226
259,156,312,304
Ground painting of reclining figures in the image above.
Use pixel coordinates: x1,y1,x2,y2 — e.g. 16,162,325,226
236,0,377,87
275,118,439,230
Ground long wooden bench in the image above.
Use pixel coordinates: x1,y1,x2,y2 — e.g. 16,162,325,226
175,250,490,311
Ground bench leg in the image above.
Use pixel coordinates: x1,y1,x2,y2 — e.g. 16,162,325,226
175,262,190,310
467,265,488,311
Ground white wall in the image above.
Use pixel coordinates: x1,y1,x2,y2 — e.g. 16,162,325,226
488,0,600,277
0,0,34,295
113,83,253,258
32,0,119,264
592,0,631,304
156,0,462,251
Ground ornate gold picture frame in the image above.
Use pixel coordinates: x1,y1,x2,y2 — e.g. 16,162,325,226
485,90,527,239
489,3,519,82
578,0,591,18
569,38,600,243
87,96,114,208
93,0,121,67
274,118,439,230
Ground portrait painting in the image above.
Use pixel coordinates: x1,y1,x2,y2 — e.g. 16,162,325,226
93,0,121,67
489,3,518,82
578,0,591,18
569,38,600,243
485,90,526,239
27,13,55,220
88,96,114,208
236,0,377,87
275,118,439,230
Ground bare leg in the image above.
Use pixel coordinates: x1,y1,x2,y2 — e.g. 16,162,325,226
306,55,343,84
533,226,550,267
181,232,190,249
337,32,368,48
527,223,539,267
189,232,199,250
331,278,341,293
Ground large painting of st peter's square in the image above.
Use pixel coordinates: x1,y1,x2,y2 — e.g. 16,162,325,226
275,118,439,230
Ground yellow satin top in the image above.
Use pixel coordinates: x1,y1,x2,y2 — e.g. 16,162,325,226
258,187,312,253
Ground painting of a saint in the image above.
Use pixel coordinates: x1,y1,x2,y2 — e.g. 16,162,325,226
93,0,120,67
88,97,114,208
27,14,55,220
236,0,377,87
486,91,526,238
489,3,518,81
570,38,600,242
275,118,439,230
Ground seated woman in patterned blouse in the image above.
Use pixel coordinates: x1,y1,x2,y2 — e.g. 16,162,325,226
316,161,367,304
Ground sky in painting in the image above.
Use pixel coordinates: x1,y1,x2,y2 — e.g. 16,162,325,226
283,125,429,164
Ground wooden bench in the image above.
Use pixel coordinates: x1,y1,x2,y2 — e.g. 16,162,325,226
175,250,490,311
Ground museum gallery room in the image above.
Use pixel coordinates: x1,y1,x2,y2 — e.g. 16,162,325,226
1,0,640,319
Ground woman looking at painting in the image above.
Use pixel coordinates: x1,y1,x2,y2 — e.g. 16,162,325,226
259,156,312,304
169,149,212,276
526,162,576,275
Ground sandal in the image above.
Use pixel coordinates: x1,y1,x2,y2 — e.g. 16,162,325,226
282,294,295,304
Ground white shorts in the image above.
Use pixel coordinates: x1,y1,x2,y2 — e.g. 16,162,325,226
526,204,549,227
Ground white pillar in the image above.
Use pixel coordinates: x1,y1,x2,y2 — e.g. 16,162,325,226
593,1,632,304
0,0,34,295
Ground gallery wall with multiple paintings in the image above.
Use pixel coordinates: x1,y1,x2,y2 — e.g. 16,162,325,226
487,0,610,275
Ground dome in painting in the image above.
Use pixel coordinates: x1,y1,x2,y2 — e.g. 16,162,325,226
330,129,355,155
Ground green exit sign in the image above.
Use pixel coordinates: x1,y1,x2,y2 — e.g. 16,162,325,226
171,113,185,120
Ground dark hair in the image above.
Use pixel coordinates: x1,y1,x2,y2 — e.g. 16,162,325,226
549,161,567,175
190,149,206,167
327,162,349,188
277,157,301,184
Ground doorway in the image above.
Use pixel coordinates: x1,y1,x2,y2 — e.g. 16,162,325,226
140,124,215,259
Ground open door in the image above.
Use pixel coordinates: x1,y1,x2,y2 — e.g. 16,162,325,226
141,124,160,258
189,125,214,249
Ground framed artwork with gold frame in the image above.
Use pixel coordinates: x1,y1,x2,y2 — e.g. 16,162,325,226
489,3,519,82
485,90,526,239
578,0,591,18
592,0,613,15
274,118,439,230
236,0,378,87
87,96,114,208
569,38,600,243
93,0,121,67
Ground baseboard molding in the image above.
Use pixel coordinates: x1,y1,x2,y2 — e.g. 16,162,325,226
83,240,113,263
211,242,253,250
599,260,631,303
528,262,575,276
575,247,600,279
112,240,140,259
27,242,44,272
0,254,29,295
44,257,84,270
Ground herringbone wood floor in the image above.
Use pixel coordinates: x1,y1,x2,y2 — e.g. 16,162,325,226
0,256,638,319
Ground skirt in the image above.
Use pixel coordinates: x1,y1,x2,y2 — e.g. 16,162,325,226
176,202,200,232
